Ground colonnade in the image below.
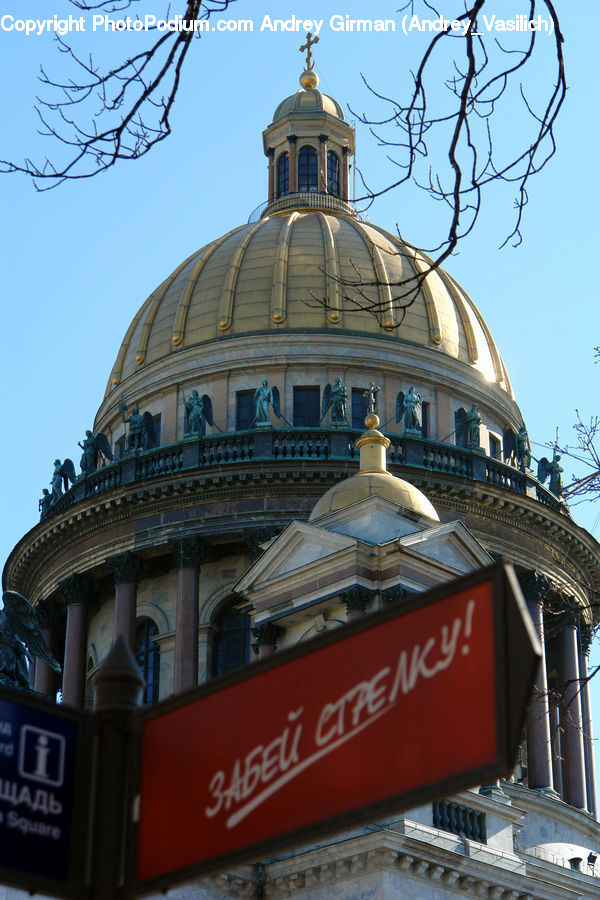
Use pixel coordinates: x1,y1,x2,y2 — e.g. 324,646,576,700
520,571,597,818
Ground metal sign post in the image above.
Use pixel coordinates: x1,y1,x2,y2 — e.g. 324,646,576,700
133,562,540,897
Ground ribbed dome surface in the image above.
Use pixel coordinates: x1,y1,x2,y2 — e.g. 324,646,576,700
272,88,345,123
107,208,512,395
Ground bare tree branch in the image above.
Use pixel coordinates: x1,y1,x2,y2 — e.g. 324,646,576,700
0,1,236,189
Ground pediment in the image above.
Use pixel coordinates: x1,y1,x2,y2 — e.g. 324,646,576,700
397,521,493,574
236,521,358,594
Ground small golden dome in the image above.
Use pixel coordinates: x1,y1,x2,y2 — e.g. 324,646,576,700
309,472,440,523
272,88,345,123
299,68,319,90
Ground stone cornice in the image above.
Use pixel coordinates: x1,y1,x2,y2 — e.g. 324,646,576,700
5,460,599,625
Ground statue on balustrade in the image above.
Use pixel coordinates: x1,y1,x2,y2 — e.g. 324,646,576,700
183,389,215,435
396,387,422,432
537,449,563,497
78,429,114,476
50,458,76,504
321,377,348,426
253,380,287,426
466,403,482,448
38,489,52,520
516,425,532,472
121,401,157,452
0,590,61,692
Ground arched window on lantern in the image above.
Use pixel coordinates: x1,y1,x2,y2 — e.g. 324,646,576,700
276,152,289,197
327,151,340,196
298,146,318,192
212,601,251,678
135,618,160,705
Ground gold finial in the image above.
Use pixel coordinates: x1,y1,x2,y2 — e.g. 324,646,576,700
355,382,390,473
299,32,319,89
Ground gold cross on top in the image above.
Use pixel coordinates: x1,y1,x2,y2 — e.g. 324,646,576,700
300,32,319,71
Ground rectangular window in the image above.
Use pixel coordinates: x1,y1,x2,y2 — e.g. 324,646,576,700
236,390,255,430
489,434,501,459
293,386,320,427
352,388,371,429
151,414,161,448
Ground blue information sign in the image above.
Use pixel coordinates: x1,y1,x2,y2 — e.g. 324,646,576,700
0,695,80,888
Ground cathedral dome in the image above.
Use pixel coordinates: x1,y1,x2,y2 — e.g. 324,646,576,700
272,87,345,123
107,207,512,396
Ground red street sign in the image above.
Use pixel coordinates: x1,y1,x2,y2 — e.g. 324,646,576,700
134,563,540,895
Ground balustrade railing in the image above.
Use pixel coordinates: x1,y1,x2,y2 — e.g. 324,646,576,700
432,800,487,843
40,427,568,522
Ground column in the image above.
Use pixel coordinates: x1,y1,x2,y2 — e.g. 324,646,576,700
344,586,370,623
34,602,63,699
579,633,599,819
561,618,587,809
106,551,142,649
549,691,564,798
59,574,93,708
267,148,275,201
341,146,350,200
288,136,297,193
170,536,205,693
525,595,554,792
251,622,281,660
319,134,328,193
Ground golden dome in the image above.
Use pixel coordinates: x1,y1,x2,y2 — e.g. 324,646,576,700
107,208,512,396
272,87,345,123
308,471,440,523
310,411,439,524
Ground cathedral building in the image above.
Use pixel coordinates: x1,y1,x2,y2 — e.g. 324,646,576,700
3,54,600,899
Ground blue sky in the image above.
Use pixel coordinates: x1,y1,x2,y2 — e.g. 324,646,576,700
1,1,599,793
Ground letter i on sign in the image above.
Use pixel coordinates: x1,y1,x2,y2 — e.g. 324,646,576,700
18,726,66,788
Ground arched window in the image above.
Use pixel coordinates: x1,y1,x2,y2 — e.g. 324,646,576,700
298,146,318,192
276,152,289,197
212,602,250,678
135,618,160,705
327,151,340,196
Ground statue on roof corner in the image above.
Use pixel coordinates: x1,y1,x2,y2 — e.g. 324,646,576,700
120,400,157,452
0,590,61,691
182,388,216,436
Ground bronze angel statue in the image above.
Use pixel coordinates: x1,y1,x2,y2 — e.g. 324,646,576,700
396,387,422,432
0,591,61,691
252,380,289,426
321,378,348,426
50,458,76,504
79,429,114,476
183,390,215,435
537,450,563,497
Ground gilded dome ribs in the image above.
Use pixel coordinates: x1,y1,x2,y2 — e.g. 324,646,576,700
135,252,198,367
271,213,298,324
218,220,264,331
399,245,443,346
443,269,507,389
315,213,342,324
434,266,479,363
344,219,395,329
172,229,244,346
